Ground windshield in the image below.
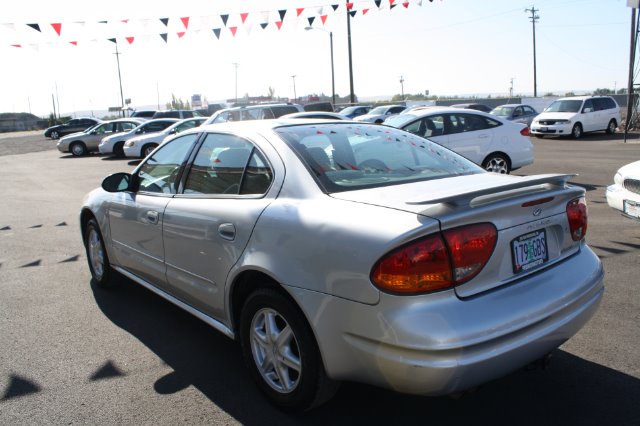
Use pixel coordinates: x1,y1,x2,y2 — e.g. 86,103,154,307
276,123,482,192
545,100,583,113
491,106,513,117
368,106,387,115
384,113,418,127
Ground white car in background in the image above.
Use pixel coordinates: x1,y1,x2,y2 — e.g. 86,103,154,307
98,118,179,157
353,105,406,123
606,160,640,221
384,107,533,174
123,117,207,158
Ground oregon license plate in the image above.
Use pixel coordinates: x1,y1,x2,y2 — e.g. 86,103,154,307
511,230,548,274
623,200,640,218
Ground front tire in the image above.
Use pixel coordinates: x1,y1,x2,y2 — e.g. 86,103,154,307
572,123,583,139
240,288,338,411
51,130,60,139
482,153,510,174
70,142,88,156
83,218,113,287
606,119,617,135
142,143,158,158
113,142,125,158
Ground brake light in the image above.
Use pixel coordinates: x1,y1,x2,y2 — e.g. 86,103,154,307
566,197,588,241
371,223,497,294
520,127,531,136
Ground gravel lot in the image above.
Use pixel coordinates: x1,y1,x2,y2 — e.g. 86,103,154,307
1,130,639,425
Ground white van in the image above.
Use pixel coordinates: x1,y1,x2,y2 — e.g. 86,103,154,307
530,96,620,139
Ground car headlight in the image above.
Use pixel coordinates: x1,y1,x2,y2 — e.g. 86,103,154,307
125,141,134,147
614,172,623,186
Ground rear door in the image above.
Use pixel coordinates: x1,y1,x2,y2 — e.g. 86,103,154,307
442,113,496,165
162,132,281,319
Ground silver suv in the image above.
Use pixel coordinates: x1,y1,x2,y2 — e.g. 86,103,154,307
204,103,304,124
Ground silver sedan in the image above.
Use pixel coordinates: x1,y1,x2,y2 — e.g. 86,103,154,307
81,120,603,410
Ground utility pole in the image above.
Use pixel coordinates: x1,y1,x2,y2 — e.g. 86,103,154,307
625,6,637,142
113,43,125,117
346,3,355,104
291,75,297,102
51,94,57,122
509,78,514,98
525,6,539,97
399,76,405,100
232,62,239,104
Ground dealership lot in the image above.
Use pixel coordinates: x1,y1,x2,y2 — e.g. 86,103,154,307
1,131,639,425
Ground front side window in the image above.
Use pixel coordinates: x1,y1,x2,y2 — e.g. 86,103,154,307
93,123,110,135
583,99,594,112
523,106,536,115
276,123,481,192
118,122,138,132
137,134,199,194
183,133,272,196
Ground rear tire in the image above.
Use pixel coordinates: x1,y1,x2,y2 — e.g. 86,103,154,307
142,143,158,158
482,153,510,174
70,142,88,156
606,119,617,135
572,123,583,139
240,288,339,411
51,130,60,139
83,218,114,287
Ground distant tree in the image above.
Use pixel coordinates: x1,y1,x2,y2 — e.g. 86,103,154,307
564,92,575,97
47,112,58,126
617,88,628,95
593,88,613,95
544,92,558,97
166,94,190,110
268,86,276,99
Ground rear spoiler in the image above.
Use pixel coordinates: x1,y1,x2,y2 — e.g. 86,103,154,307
406,174,577,207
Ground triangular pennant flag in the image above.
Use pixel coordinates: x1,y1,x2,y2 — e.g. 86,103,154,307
120,19,129,24
51,23,62,36
240,13,249,23
275,21,283,30
160,33,168,43
69,41,78,46
221,14,229,26
403,1,409,8
321,15,328,25
177,31,185,38
260,22,268,29
375,0,382,8
389,0,396,5
244,24,253,35
160,18,169,27
363,8,370,15
27,23,41,32
390,4,397,9
98,20,108,24
108,38,117,43
212,28,221,39
296,8,305,17
181,17,190,29
229,26,238,37
317,7,324,15
126,37,134,44
346,2,354,10
307,17,315,26
349,10,357,17
11,44,22,48
417,0,423,5
278,10,287,21
331,4,339,11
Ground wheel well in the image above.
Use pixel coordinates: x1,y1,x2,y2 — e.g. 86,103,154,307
482,151,511,168
230,270,292,338
79,209,96,242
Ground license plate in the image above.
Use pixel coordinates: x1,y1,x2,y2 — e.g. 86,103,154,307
624,200,640,218
511,230,549,274
540,127,548,132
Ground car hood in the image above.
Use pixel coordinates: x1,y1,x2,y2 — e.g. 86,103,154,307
618,160,640,178
354,114,383,121
59,131,86,141
535,112,577,121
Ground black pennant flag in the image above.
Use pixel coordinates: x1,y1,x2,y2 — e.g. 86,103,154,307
375,0,382,7
160,18,169,26
332,4,339,11
107,38,116,43
27,23,41,32
278,9,287,20
160,33,168,43
349,10,357,17
260,22,268,29
212,28,221,39
390,4,397,9
307,17,315,26
220,14,229,26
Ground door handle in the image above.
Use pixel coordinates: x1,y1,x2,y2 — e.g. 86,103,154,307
218,223,236,241
146,210,159,224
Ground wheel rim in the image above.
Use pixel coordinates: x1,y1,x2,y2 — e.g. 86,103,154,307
71,144,84,156
609,121,616,133
485,157,508,174
88,228,105,280
250,307,301,394
52,131,59,139
143,145,155,157
573,125,581,138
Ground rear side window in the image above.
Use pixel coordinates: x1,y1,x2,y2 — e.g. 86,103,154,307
143,121,174,133
271,106,299,117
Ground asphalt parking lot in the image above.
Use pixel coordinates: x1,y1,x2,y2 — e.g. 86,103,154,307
1,130,639,425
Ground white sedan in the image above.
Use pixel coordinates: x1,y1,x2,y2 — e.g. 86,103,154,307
123,117,206,158
384,107,534,174
606,160,640,221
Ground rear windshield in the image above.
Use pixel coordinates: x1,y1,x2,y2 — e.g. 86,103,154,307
545,100,583,113
491,106,514,116
275,123,482,192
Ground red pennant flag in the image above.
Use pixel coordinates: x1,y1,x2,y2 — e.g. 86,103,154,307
181,17,189,29
177,32,185,38
346,2,354,9
403,1,409,7
51,23,62,36
389,0,395,5
363,8,369,15
11,44,22,48
126,37,134,44
69,41,77,46
229,26,238,36
121,19,129,23
321,15,328,24
296,8,304,16
275,21,283,30
240,13,249,23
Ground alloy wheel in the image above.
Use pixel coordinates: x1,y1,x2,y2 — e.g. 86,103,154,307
87,227,105,281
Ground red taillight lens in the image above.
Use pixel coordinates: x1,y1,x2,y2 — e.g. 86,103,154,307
566,197,588,241
520,127,531,136
371,223,497,295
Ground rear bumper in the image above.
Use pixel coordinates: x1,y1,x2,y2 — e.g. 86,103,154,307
289,246,604,395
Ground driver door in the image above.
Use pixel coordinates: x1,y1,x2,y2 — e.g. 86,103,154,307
108,133,200,286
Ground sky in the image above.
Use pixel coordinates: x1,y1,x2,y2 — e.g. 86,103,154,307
0,0,633,117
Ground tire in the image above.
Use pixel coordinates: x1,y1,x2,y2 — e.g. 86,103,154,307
240,288,339,411
482,153,510,174
83,218,114,287
606,119,617,135
571,123,583,139
70,142,88,156
141,143,158,158
51,130,60,139
113,142,125,158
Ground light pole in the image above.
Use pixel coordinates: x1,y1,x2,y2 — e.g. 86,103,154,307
346,5,355,104
291,75,297,102
305,26,336,107
399,76,405,100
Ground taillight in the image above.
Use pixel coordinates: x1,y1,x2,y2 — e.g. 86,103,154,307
520,127,531,136
371,223,497,295
566,197,588,241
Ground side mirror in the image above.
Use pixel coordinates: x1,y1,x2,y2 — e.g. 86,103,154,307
170,128,178,134
583,107,593,113
102,172,133,192
136,128,143,134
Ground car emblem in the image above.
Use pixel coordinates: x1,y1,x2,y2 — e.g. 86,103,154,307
533,208,542,216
